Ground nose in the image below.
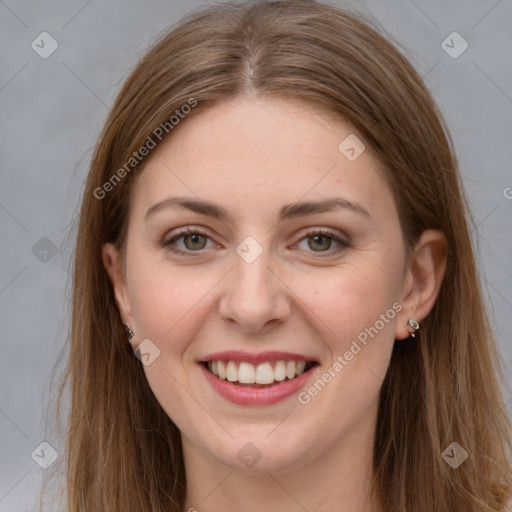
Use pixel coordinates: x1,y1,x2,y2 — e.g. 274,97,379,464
218,247,292,335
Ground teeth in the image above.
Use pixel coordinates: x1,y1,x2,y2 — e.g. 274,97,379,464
217,361,226,380
286,361,296,379
255,362,274,384
274,361,287,381
226,361,238,382
206,359,312,384
238,362,256,383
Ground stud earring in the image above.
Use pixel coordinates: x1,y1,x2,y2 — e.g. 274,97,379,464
407,318,420,338
124,323,134,340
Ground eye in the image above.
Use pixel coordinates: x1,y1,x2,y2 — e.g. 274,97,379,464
162,227,350,257
163,227,217,255
293,229,349,255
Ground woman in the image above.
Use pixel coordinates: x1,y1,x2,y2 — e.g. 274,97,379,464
49,0,512,510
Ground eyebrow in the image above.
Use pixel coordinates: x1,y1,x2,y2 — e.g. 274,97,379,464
144,196,371,222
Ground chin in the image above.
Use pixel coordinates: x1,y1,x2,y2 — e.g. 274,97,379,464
207,432,317,473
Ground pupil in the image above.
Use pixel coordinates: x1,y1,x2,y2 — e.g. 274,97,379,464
309,235,330,251
186,234,205,249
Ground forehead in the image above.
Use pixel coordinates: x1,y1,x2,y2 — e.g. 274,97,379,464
130,97,396,223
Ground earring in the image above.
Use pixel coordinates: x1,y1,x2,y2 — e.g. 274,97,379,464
124,323,134,340
407,318,420,338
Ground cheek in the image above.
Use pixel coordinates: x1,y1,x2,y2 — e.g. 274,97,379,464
128,257,215,342
126,259,214,429
293,267,400,434
301,260,402,349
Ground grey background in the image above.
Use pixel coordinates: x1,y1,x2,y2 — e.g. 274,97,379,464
1,0,511,510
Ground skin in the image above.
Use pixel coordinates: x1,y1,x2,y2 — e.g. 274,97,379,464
103,97,447,512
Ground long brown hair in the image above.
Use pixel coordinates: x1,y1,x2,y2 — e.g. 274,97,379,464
43,1,512,510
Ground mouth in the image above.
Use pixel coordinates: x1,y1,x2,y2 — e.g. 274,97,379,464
198,350,321,405
201,359,319,388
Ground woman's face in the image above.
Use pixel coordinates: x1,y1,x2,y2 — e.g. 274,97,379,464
105,97,413,472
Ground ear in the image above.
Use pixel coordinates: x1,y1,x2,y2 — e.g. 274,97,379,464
395,229,447,340
102,243,136,345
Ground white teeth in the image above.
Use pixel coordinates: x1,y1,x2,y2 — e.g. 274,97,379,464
274,361,287,381
217,361,226,379
238,362,256,383
255,362,275,384
226,361,238,382
286,361,296,379
206,359,313,384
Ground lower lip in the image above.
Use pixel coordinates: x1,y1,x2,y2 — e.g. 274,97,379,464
199,363,317,406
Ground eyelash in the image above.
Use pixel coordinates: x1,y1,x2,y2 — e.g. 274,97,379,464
162,227,350,257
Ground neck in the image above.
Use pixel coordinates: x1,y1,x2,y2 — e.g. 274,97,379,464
182,398,383,512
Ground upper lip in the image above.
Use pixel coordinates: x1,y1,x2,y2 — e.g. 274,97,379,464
198,350,319,364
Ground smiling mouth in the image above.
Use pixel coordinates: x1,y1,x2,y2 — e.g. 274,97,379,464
203,360,319,388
